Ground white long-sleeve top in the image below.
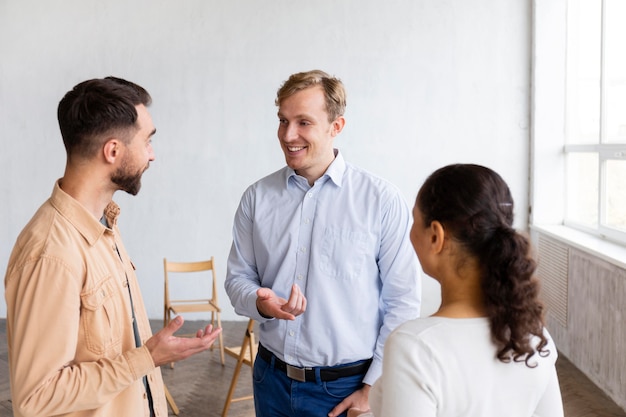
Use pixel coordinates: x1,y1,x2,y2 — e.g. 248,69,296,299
369,317,564,417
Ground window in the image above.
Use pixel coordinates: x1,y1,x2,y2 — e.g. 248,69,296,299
564,0,626,243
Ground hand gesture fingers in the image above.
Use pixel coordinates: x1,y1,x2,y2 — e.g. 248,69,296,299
196,323,221,344
281,284,307,316
256,287,290,320
146,316,222,367
256,285,306,321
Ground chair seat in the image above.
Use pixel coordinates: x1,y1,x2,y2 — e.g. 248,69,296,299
169,301,220,314
225,346,254,366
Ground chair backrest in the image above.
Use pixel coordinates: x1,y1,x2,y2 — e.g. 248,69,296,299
163,257,218,308
163,256,225,367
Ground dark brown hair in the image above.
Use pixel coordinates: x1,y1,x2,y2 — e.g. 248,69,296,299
416,164,549,367
57,76,151,159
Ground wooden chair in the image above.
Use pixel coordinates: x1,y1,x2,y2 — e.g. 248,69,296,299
163,257,225,366
164,383,179,415
222,319,257,417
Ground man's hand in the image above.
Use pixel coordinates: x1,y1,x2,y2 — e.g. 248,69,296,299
328,384,371,417
347,408,373,417
145,315,222,367
256,283,307,320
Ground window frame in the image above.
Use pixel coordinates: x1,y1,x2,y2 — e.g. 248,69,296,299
562,0,626,245
531,0,626,260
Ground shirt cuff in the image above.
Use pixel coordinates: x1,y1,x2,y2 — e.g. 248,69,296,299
246,291,274,322
123,345,156,380
362,357,382,386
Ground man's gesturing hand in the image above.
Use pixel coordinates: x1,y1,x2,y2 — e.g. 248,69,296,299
145,315,222,367
256,284,307,320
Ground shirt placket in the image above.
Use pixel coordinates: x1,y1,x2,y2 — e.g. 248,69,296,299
111,233,155,416
283,184,319,365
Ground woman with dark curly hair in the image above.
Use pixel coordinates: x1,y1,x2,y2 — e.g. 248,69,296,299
349,164,563,417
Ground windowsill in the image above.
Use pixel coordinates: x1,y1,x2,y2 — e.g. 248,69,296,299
530,224,626,270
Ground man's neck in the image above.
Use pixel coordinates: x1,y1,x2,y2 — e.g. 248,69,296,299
59,171,115,220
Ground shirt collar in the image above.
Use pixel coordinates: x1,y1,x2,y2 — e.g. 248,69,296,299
49,180,120,246
285,148,346,188
324,149,345,187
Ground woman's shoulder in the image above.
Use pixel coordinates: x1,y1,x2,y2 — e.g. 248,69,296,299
388,316,492,354
394,316,490,335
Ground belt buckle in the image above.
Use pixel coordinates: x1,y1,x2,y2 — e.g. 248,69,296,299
286,364,306,382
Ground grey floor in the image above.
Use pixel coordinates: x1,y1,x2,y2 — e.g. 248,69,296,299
1,319,625,417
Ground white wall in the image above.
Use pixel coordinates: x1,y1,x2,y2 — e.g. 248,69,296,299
0,0,531,320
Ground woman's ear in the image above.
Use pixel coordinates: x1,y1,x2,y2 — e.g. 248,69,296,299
430,220,446,254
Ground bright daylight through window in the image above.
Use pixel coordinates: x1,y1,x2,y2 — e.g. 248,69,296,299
565,0,626,243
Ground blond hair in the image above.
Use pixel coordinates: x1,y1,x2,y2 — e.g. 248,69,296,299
275,70,346,122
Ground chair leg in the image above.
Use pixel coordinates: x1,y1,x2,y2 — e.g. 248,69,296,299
164,309,175,369
164,383,180,415
222,320,256,417
217,313,225,366
209,311,216,352
222,355,249,417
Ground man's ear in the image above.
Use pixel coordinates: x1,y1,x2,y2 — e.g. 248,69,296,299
102,139,120,164
330,116,345,137
430,220,446,254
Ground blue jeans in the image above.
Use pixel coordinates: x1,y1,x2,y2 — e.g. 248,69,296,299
253,353,366,417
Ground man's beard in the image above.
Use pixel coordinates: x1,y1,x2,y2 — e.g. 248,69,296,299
111,161,148,196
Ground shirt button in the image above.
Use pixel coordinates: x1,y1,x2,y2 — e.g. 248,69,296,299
307,193,313,198
304,218,310,224
300,247,306,253
297,274,303,280
286,355,293,362
289,330,295,336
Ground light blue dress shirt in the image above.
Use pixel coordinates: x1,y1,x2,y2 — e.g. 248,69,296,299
225,150,421,385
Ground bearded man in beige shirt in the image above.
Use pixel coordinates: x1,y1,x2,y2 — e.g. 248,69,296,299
4,76,221,417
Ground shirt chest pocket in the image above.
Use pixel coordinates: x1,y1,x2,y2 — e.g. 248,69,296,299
80,276,124,356
319,228,370,280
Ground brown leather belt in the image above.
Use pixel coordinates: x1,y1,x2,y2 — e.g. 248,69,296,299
258,343,372,382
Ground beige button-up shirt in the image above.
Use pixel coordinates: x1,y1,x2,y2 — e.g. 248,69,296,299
4,181,166,417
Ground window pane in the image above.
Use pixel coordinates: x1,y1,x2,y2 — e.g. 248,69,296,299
566,0,602,144
605,159,626,231
566,152,598,227
604,0,626,144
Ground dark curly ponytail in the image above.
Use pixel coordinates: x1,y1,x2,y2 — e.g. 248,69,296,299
416,164,548,367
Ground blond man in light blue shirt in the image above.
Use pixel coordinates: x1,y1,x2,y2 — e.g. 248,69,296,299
225,70,421,417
